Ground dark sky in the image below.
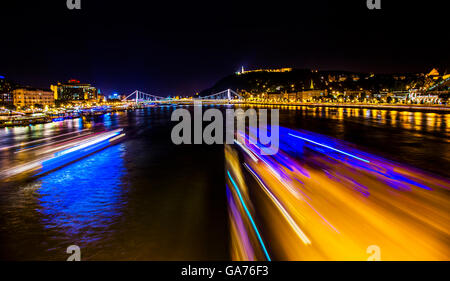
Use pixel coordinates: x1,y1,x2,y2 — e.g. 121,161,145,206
0,0,448,96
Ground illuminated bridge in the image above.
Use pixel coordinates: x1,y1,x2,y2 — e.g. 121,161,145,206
122,90,170,103
195,89,244,102
122,89,244,104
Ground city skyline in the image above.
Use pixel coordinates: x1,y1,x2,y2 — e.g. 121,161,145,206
1,1,448,96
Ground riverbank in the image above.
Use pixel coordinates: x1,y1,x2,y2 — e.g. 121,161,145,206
0,104,155,128
239,101,450,112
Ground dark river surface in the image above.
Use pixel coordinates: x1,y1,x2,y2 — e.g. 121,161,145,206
0,105,449,260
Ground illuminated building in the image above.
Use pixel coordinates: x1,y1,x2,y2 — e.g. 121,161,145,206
13,87,54,108
50,79,99,102
297,90,324,101
344,90,370,99
426,68,440,79
237,68,292,75
297,79,325,101
0,76,15,106
351,75,360,81
338,75,348,82
266,90,325,102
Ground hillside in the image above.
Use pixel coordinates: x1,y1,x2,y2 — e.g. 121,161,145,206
198,68,435,98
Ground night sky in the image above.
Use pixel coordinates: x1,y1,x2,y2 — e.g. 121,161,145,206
1,0,448,96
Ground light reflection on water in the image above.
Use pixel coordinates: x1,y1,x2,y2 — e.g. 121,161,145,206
244,105,449,135
37,143,127,246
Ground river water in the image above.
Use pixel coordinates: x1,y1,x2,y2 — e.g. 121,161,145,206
0,105,448,260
